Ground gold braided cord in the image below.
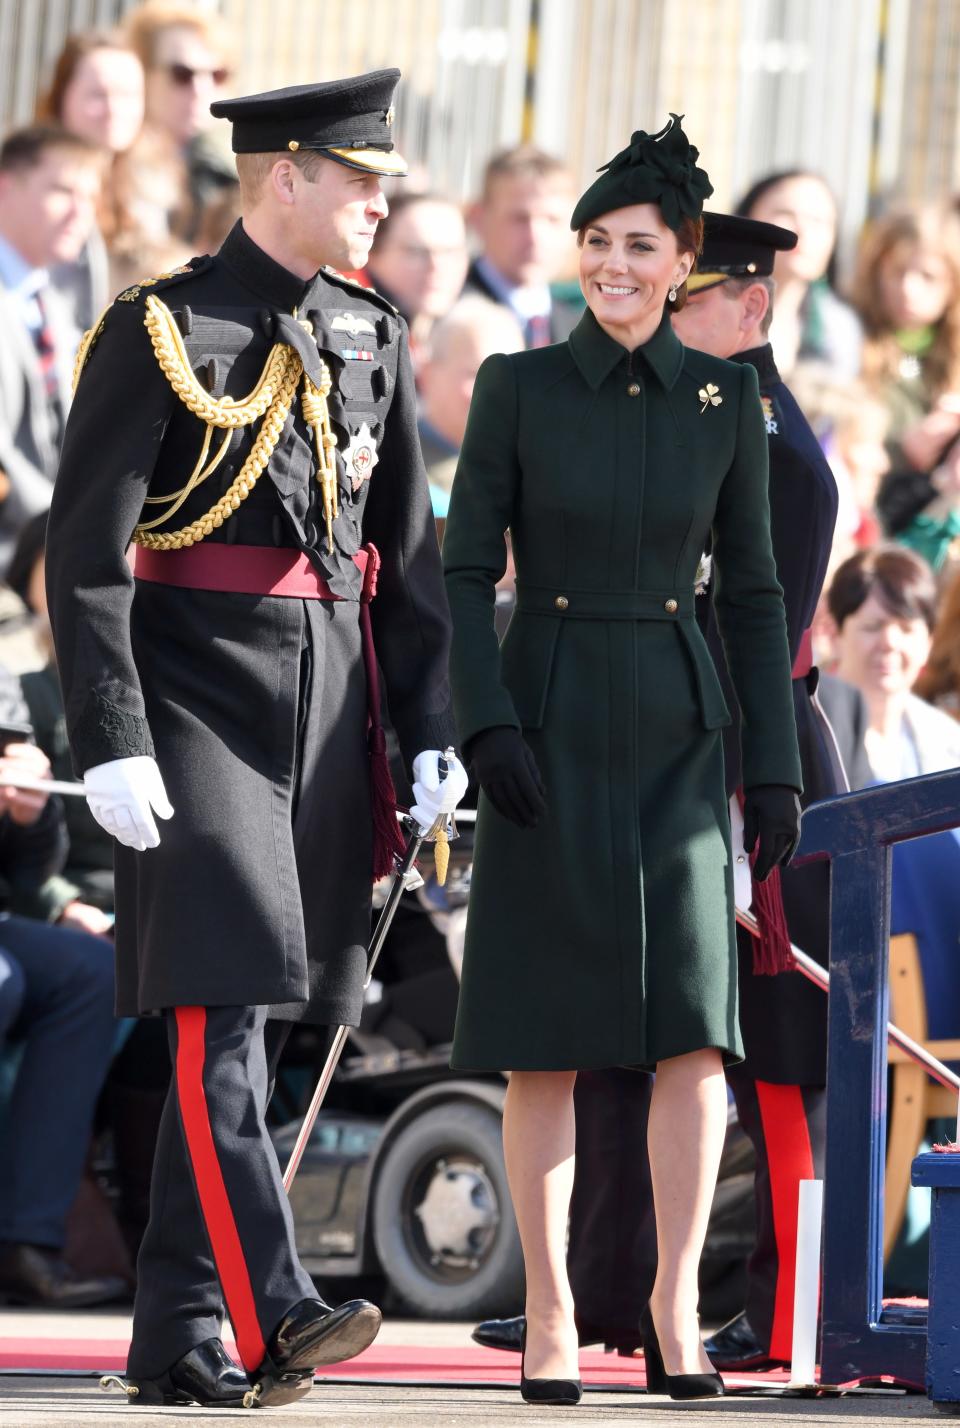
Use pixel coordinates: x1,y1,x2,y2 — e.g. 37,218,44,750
72,304,112,393
301,370,338,552
136,424,226,531
132,295,341,552
143,295,294,429
132,352,303,549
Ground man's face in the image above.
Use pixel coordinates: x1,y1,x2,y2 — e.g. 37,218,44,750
671,282,745,358
287,157,388,273
0,150,101,267
368,200,468,320
475,173,574,287
145,24,229,146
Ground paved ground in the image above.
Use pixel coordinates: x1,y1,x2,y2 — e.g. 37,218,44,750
0,1377,951,1425
0,1309,953,1425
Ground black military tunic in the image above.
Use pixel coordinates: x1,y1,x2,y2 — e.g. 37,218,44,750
702,342,839,1084
46,221,454,1026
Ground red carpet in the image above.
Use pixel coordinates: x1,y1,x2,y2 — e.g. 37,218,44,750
0,1338,916,1391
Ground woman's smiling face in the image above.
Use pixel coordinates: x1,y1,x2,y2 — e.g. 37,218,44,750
579,202,691,340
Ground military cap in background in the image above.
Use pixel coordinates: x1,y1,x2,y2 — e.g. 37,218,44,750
211,68,407,176
687,211,797,293
570,113,713,232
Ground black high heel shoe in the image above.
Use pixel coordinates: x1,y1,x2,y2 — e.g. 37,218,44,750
519,1323,582,1406
640,1306,724,1400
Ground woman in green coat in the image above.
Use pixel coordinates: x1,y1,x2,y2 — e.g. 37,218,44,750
443,117,802,1404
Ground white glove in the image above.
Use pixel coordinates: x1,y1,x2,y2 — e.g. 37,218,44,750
410,749,468,834
84,756,174,852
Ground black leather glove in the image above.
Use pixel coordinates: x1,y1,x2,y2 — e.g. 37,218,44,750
742,784,802,882
467,726,547,829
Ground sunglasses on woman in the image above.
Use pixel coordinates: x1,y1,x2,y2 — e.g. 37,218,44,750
165,62,230,87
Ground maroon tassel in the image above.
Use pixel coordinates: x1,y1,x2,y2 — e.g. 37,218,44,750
369,723,407,879
749,861,795,975
358,543,407,879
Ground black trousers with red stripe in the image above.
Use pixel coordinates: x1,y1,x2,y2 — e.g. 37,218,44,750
567,1066,825,1355
127,1005,315,1379
724,1070,825,1360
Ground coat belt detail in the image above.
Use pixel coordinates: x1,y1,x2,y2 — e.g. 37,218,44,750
516,586,693,619
134,542,406,879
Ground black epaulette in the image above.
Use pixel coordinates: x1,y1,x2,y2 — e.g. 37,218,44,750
74,256,214,390
114,254,213,305
320,265,399,317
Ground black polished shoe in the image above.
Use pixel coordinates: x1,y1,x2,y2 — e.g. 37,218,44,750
0,1243,127,1308
244,1296,382,1409
519,1324,582,1406
473,1313,641,1357
703,1310,784,1370
105,1338,250,1407
641,1306,724,1400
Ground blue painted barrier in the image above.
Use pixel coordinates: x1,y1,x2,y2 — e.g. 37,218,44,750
794,768,960,1387
912,1152,960,1406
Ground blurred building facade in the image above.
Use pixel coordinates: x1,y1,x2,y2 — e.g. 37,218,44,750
1,0,958,274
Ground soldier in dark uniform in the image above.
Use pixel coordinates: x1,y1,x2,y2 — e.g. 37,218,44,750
474,212,841,1374
677,213,840,1369
46,71,466,1410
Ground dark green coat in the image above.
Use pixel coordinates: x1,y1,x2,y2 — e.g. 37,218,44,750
443,309,802,1072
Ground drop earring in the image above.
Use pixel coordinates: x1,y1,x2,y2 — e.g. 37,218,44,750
668,284,678,303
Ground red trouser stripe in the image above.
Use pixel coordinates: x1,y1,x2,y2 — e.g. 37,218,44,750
174,1006,266,1371
755,1081,816,1363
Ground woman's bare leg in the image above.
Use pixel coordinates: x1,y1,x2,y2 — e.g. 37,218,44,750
502,1068,579,1380
647,1047,728,1374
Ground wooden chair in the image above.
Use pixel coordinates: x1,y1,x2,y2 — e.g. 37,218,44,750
884,931,960,1259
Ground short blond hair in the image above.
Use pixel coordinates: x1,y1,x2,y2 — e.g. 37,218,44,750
235,148,326,205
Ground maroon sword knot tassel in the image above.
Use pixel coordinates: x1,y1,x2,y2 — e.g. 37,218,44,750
359,543,406,879
750,861,794,975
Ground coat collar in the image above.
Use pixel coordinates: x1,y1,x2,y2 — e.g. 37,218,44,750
731,341,780,388
218,220,315,311
568,306,684,392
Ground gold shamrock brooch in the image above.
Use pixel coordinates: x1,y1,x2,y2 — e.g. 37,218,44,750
698,382,722,413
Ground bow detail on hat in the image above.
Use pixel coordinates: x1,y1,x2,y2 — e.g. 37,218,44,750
597,114,713,229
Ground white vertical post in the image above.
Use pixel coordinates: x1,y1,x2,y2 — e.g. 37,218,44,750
789,1178,824,1387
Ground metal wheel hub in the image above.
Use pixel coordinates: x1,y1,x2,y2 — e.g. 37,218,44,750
413,1156,499,1268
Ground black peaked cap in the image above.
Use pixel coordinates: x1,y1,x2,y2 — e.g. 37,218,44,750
211,68,407,176
687,211,797,292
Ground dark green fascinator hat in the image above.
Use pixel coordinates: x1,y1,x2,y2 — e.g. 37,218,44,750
570,114,713,232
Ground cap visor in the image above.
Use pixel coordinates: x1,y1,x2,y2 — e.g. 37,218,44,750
325,146,408,177
686,271,730,294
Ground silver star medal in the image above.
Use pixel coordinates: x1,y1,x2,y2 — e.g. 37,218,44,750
343,422,379,493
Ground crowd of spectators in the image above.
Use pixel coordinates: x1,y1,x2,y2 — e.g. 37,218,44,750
0,0,958,1306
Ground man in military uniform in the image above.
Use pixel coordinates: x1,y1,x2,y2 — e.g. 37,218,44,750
474,212,841,1374
46,70,466,1410
675,212,840,1370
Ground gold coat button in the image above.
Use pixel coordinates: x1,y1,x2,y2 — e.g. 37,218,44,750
555,595,569,611
664,598,678,614
627,381,641,397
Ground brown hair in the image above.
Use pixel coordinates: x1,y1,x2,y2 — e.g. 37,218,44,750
234,148,328,205
915,566,960,707
827,544,937,632
852,206,960,397
123,2,234,70
37,30,138,126
0,123,103,174
481,145,572,202
576,212,702,311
